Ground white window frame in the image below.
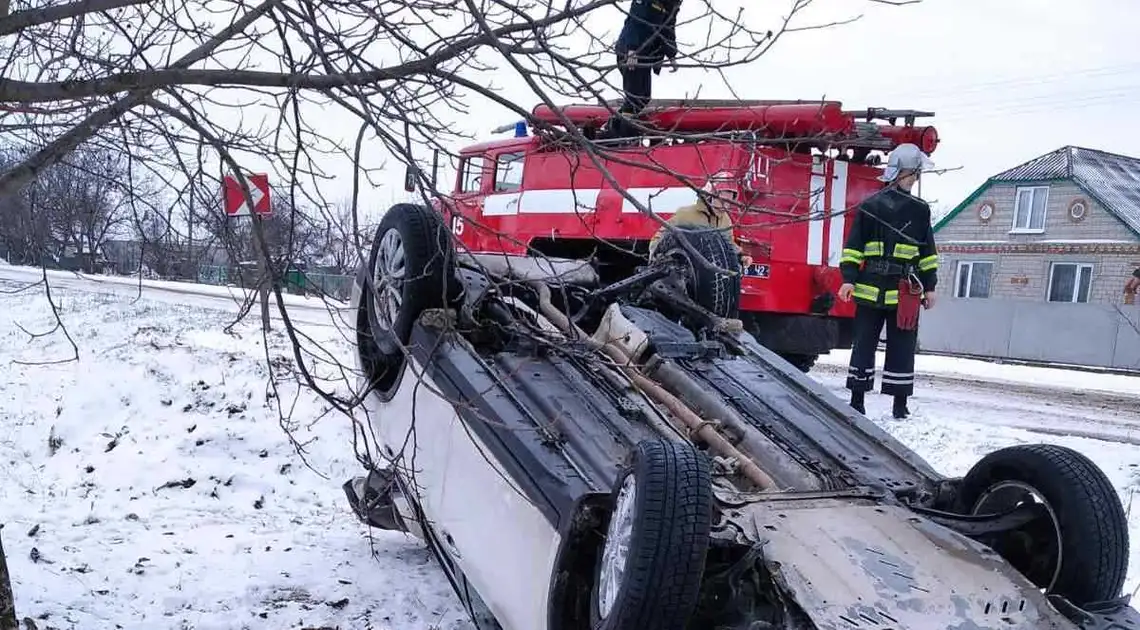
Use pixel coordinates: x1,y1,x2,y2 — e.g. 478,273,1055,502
954,260,994,299
1046,262,1094,303
493,152,525,192
459,156,485,193
1010,185,1049,234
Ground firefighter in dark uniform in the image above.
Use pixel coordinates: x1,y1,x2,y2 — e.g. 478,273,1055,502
603,0,681,139
837,144,939,419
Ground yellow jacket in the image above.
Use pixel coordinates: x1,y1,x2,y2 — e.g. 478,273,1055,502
648,201,740,258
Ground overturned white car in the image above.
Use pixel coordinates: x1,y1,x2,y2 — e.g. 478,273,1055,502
344,203,1137,630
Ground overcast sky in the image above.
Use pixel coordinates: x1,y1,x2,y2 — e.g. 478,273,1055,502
220,0,1140,223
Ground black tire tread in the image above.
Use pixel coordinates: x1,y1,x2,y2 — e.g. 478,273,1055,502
653,227,741,318
597,439,712,630
958,443,1128,605
367,203,455,356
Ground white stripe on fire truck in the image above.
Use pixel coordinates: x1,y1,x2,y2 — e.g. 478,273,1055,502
826,160,849,268
482,189,601,216
807,159,826,266
619,186,699,214
483,192,521,216
480,187,700,216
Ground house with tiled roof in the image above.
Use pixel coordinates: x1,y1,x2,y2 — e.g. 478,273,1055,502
919,146,1140,370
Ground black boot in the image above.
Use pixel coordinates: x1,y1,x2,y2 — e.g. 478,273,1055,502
849,391,865,414
892,395,910,419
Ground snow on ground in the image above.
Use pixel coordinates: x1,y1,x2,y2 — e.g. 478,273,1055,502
0,263,348,308
2,273,1140,628
810,369,1140,596
818,347,1140,397
0,282,469,630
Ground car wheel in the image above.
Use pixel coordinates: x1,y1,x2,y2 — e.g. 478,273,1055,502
653,227,741,319
956,443,1128,606
591,439,713,630
365,203,457,357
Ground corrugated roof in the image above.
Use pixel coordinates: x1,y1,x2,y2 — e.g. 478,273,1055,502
991,146,1140,235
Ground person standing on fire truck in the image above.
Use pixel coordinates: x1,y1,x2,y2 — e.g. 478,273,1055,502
648,172,752,267
837,144,939,419
602,0,682,139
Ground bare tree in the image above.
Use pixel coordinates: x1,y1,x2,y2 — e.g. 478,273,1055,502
34,148,134,270
311,199,364,274
0,0,924,620
0,0,916,431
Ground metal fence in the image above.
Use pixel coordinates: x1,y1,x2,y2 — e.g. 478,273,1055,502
196,264,355,302
918,298,1140,371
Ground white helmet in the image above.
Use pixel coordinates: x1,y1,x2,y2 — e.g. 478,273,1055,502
879,143,934,183
701,170,738,196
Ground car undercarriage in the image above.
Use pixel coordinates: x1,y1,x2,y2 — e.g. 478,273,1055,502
346,203,1139,630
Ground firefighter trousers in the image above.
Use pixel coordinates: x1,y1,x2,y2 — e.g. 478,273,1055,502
617,54,652,116
846,303,917,397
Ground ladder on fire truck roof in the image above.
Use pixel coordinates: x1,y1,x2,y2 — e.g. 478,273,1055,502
597,99,936,125
514,98,938,154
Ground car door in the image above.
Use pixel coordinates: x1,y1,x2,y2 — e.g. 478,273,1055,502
447,154,489,249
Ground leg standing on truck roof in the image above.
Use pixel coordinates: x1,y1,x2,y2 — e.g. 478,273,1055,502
605,0,681,139
837,144,939,419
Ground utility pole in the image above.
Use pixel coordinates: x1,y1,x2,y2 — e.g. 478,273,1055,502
188,176,195,281
252,214,271,332
220,165,272,332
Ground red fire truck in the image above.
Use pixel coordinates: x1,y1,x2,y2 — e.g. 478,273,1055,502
418,99,939,371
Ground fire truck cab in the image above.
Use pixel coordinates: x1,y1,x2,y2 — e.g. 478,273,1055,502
428,99,940,371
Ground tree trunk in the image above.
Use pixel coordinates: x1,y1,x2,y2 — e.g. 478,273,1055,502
0,525,18,630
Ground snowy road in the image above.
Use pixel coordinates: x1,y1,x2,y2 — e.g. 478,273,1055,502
2,266,1140,629
814,364,1140,445
0,264,351,330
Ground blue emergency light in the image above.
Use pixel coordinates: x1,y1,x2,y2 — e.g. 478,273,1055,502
514,121,528,137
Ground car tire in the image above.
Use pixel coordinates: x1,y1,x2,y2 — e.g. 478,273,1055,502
365,203,457,357
591,439,713,630
955,443,1128,606
653,227,741,318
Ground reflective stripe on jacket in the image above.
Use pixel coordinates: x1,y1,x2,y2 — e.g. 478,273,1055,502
839,187,939,309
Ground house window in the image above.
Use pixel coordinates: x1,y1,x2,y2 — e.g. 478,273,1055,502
1012,186,1048,232
955,261,993,298
494,152,525,192
459,156,484,193
1047,262,1093,303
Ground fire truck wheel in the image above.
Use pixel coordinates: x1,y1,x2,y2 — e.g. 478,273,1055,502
365,203,457,357
653,227,741,318
779,353,817,373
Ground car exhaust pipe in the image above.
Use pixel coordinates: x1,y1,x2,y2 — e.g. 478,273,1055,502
643,356,823,491
529,282,777,491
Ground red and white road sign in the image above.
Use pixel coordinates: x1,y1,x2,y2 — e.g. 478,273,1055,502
222,173,271,217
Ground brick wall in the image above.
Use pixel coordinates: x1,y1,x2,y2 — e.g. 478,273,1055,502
933,179,1140,305
936,251,1140,304
937,180,1134,243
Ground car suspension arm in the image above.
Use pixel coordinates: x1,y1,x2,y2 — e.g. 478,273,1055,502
589,262,674,303
529,282,776,491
